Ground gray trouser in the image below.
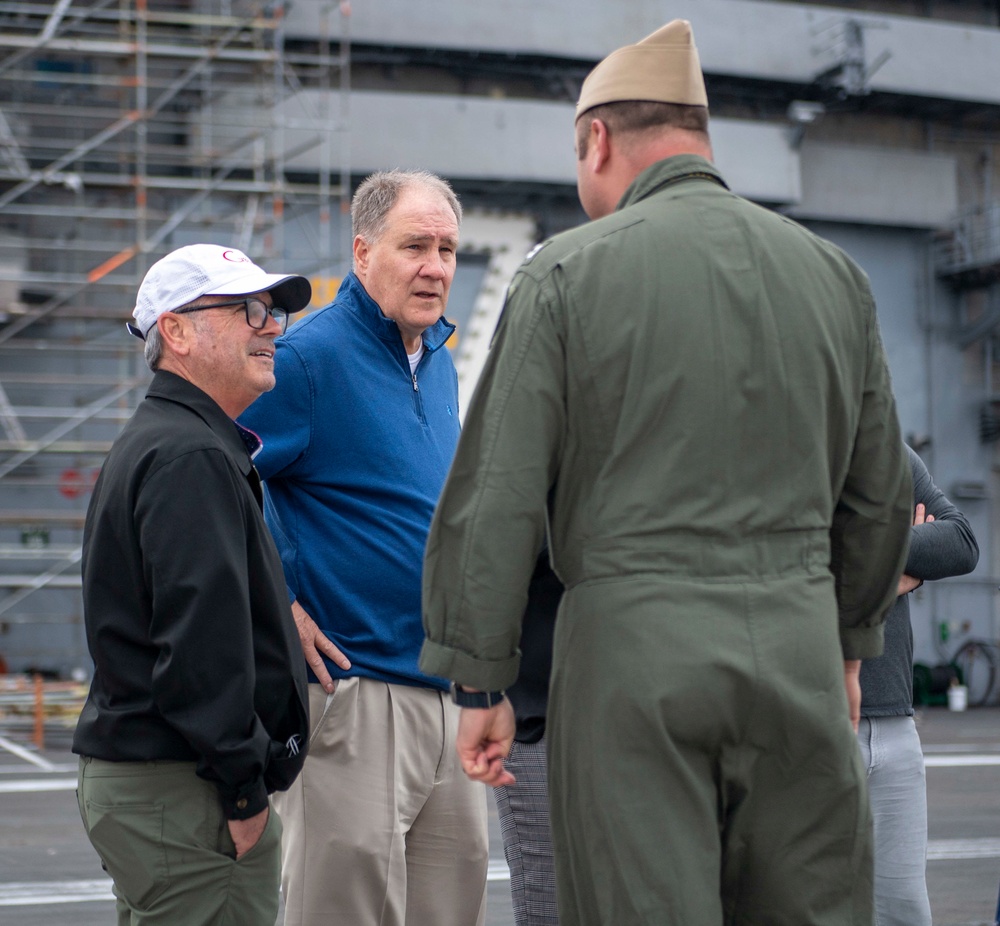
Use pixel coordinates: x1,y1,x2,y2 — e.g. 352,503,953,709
857,715,932,926
494,737,560,925
77,756,282,926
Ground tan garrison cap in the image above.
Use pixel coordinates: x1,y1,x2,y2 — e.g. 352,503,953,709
575,20,708,118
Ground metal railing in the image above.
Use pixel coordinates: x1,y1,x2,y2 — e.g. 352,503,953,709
935,202,1000,281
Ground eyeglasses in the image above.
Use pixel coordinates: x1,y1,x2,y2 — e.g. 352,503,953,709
174,297,289,335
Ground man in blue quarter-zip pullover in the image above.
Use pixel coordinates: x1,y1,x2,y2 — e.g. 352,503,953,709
239,169,487,926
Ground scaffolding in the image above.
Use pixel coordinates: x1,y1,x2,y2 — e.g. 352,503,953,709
0,0,351,675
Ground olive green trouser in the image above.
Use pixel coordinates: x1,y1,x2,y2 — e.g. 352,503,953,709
77,757,282,926
547,573,875,926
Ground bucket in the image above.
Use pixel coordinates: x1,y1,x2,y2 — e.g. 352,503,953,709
947,683,968,712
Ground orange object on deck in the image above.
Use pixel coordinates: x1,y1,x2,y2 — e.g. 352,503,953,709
32,673,44,750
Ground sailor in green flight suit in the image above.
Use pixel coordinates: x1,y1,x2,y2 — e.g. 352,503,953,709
421,20,911,926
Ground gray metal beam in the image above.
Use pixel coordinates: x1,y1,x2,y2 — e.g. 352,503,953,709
38,0,74,45
283,0,1000,108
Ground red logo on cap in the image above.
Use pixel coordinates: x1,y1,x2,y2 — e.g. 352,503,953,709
222,249,251,263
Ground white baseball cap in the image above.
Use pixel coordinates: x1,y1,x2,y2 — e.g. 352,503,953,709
127,243,312,340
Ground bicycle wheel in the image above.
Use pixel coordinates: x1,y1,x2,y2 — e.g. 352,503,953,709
951,640,998,707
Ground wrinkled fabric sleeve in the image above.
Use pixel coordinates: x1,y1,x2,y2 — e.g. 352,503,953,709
420,271,565,691
138,449,272,819
906,446,979,581
830,297,912,660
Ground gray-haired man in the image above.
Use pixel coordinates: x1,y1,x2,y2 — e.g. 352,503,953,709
240,170,488,926
74,244,311,925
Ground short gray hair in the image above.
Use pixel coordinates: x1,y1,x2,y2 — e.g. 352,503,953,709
143,325,164,372
141,293,219,372
351,169,462,247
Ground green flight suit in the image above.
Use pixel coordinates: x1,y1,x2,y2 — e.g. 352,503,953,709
420,154,912,925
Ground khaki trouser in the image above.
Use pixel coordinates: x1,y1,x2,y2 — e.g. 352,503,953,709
77,757,282,926
275,677,489,926
548,573,875,926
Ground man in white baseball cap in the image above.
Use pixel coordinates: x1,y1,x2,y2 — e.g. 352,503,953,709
74,243,312,924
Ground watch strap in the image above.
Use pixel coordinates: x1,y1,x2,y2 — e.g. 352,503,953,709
450,683,506,708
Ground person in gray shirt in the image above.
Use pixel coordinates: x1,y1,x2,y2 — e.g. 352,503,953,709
858,444,979,926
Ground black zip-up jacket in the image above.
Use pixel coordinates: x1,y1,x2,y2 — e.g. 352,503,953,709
860,445,979,715
73,371,308,819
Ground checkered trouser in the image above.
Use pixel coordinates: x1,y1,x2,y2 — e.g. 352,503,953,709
494,738,560,925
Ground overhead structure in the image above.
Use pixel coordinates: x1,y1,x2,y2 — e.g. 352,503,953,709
0,0,351,670
935,203,1000,443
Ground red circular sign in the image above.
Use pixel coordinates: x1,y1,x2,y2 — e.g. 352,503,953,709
59,469,88,499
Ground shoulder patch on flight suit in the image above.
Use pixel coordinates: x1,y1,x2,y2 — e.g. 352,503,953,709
505,239,553,301
522,240,550,264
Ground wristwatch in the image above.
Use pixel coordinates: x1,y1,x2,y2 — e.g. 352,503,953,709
450,683,506,709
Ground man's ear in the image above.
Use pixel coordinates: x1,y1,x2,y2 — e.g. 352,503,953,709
353,235,369,276
157,312,192,356
591,119,611,171
589,118,612,173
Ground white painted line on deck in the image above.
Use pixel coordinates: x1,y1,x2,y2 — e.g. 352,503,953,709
923,743,1000,753
0,879,112,906
928,838,1000,861
0,734,57,771
924,754,1000,767
0,777,76,793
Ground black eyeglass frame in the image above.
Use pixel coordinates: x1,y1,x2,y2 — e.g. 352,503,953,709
174,297,289,335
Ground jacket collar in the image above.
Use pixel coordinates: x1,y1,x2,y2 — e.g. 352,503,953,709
337,271,456,353
146,370,258,473
617,154,729,213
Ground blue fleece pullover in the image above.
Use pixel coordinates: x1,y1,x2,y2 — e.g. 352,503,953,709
239,272,460,690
